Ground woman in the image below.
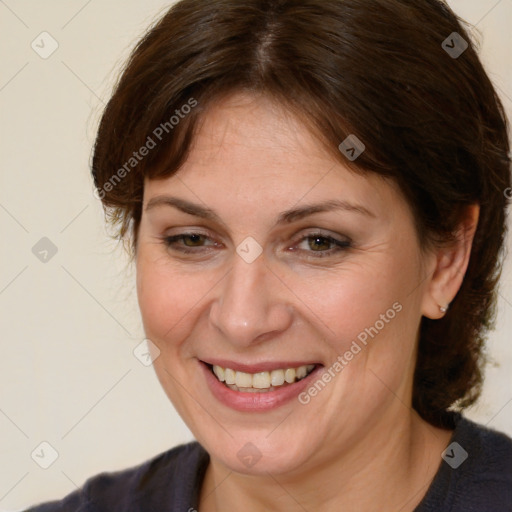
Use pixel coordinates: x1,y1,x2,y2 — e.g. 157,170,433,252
28,0,512,510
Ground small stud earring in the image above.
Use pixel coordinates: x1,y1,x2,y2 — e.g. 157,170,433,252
440,304,449,313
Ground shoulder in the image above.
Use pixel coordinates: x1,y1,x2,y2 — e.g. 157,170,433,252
417,414,512,511
26,441,209,512
455,417,512,496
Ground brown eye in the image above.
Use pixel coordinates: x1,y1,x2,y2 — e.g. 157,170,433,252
181,234,206,247
293,233,352,258
307,235,332,251
162,232,218,254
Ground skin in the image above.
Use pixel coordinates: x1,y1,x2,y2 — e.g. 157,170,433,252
135,92,479,511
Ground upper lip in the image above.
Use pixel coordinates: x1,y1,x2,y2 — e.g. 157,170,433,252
201,359,321,373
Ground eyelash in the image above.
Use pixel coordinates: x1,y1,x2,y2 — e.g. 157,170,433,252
161,231,352,259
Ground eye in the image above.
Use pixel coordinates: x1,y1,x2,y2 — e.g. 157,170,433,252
291,232,352,258
160,230,352,258
162,232,219,254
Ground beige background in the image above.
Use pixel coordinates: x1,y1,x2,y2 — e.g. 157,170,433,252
0,1,511,510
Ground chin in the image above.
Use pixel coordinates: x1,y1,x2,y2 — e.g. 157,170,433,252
201,427,317,476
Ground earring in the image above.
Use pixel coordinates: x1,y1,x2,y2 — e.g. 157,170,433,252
440,304,449,313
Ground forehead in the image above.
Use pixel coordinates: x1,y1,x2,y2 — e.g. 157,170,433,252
143,92,406,223
186,92,323,161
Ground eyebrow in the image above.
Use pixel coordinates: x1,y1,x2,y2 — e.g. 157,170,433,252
144,195,375,225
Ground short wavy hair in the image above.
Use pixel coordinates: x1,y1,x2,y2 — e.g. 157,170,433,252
91,0,511,428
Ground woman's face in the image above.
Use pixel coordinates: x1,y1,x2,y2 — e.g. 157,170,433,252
136,92,436,475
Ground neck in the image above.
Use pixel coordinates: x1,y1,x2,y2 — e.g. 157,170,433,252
199,409,453,512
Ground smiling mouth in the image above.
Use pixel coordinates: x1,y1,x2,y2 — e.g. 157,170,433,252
206,363,318,393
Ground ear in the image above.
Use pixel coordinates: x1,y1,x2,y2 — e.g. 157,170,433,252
421,204,480,320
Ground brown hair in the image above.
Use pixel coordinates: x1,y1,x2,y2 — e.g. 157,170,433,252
91,0,511,428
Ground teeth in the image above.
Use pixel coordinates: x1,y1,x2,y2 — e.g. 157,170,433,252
224,368,236,385
235,371,253,388
212,365,225,382
252,371,270,389
211,364,315,391
284,368,296,383
296,366,307,379
270,369,285,386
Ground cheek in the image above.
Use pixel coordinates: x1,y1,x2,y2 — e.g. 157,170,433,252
136,253,209,346
288,261,404,343
293,253,419,378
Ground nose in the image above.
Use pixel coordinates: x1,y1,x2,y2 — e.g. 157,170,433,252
209,251,293,348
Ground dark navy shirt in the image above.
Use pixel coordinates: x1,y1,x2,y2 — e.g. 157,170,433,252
26,414,512,511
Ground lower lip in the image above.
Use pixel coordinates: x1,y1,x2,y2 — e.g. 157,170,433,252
199,361,323,412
